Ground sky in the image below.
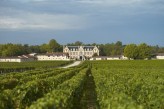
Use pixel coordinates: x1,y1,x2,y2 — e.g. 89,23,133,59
0,0,164,46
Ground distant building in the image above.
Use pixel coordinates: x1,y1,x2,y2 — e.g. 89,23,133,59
156,53,164,59
0,55,36,62
90,55,129,60
90,56,121,60
36,52,70,61
120,55,128,60
63,46,99,60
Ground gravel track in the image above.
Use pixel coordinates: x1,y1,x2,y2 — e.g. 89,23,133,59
61,61,81,68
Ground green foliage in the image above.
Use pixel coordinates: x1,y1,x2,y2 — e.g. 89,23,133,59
0,40,164,58
93,53,98,57
99,41,123,56
67,41,83,46
137,43,151,59
0,44,25,57
0,60,164,109
124,44,138,59
0,39,62,57
91,60,164,109
0,61,88,109
0,61,72,73
48,39,60,52
29,68,88,109
0,90,14,109
124,43,152,59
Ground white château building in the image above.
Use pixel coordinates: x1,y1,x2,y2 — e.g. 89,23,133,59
63,46,99,60
37,53,70,61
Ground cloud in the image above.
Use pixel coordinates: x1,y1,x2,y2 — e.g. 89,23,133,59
0,12,87,30
0,0,163,31
76,0,164,8
76,0,142,5
13,0,48,2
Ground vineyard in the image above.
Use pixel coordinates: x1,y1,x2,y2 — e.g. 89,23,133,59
0,61,73,73
0,60,164,109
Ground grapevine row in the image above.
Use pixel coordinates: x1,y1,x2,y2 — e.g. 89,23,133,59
29,68,88,109
91,61,164,109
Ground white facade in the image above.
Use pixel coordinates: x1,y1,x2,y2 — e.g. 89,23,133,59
0,55,35,62
120,55,128,60
90,55,131,60
156,56,164,59
107,57,120,60
90,56,120,60
0,58,22,62
63,46,99,60
156,53,164,59
37,53,70,61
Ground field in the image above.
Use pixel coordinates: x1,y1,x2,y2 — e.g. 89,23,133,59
0,61,73,73
0,60,164,109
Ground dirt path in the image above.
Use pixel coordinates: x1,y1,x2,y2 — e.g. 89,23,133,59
73,70,100,109
78,69,100,109
61,62,99,109
61,61,81,68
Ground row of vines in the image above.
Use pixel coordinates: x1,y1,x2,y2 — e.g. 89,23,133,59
90,60,164,109
0,60,163,109
0,61,89,109
0,61,72,73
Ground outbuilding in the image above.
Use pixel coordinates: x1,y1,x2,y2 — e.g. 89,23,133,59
156,53,164,59
0,55,36,62
36,53,70,61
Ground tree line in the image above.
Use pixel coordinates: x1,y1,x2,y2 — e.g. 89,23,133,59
0,39,164,59
0,39,62,57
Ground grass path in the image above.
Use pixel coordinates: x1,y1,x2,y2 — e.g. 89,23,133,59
74,69,99,109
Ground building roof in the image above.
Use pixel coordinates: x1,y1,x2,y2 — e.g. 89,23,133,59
37,52,68,56
0,56,21,59
156,53,164,56
0,54,36,59
67,46,79,50
66,46,97,50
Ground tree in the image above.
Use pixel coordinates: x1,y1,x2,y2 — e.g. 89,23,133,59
29,45,41,53
0,44,25,57
114,41,123,55
151,45,159,54
93,53,98,57
137,43,151,59
158,47,164,53
40,44,49,53
115,41,122,47
48,39,60,52
99,44,106,56
74,41,83,46
124,44,139,59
